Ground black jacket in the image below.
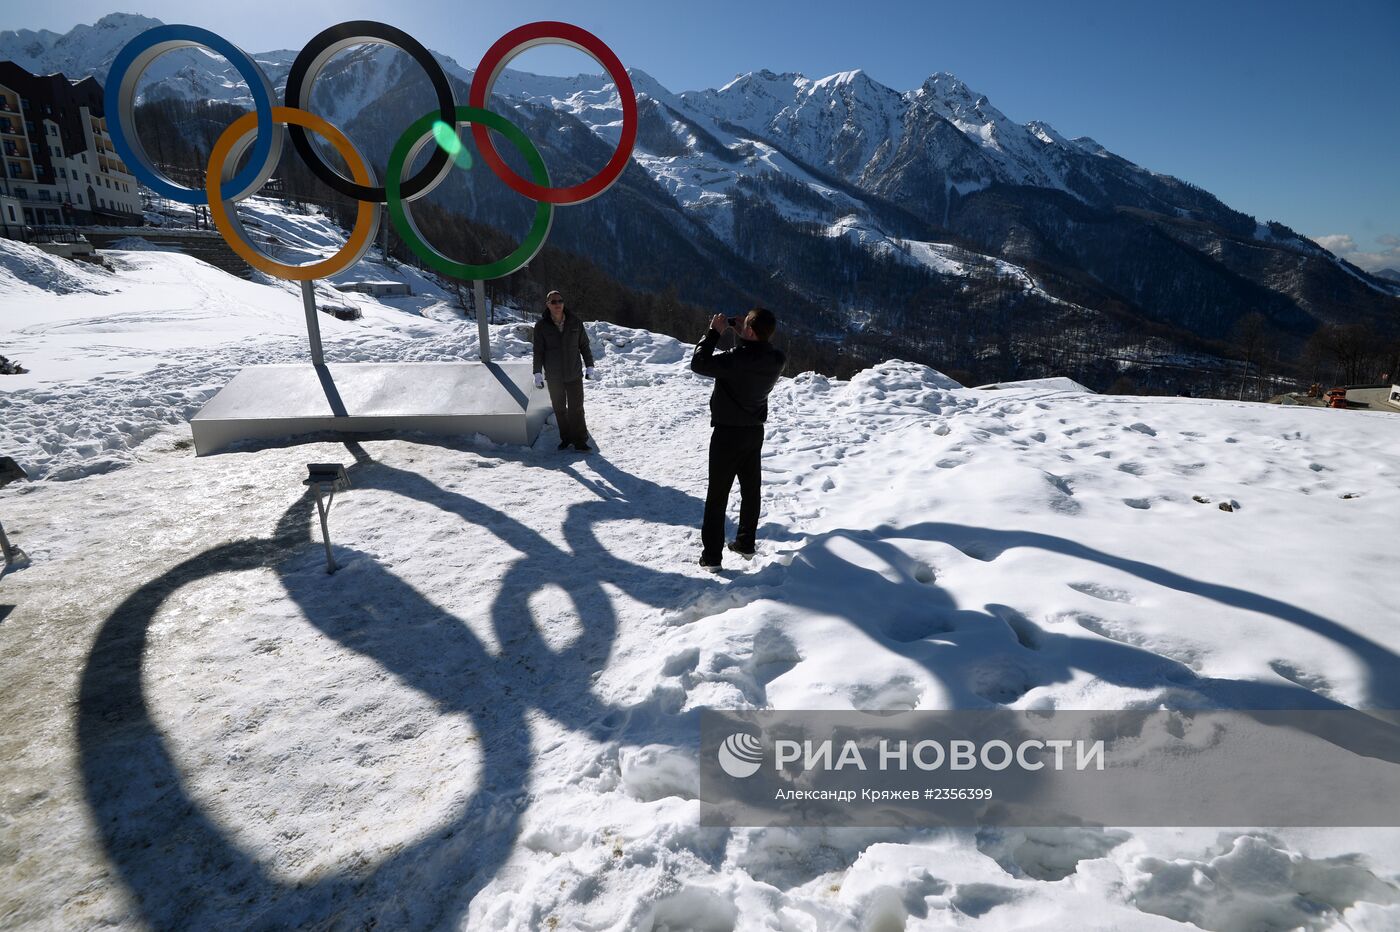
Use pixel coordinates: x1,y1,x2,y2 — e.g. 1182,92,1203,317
533,310,594,383
690,328,786,426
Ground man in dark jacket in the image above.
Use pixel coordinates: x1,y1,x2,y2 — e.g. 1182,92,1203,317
690,307,785,571
533,290,596,452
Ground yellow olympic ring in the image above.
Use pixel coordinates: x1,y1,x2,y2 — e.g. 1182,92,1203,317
206,107,380,281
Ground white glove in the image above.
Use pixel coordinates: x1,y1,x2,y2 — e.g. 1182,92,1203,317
585,367,597,381
534,372,544,389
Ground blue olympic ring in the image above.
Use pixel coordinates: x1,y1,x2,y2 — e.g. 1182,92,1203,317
105,25,281,205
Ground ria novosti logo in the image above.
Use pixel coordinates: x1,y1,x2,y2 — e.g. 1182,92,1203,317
717,733,764,778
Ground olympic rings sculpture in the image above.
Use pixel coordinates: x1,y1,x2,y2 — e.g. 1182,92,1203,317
105,21,638,282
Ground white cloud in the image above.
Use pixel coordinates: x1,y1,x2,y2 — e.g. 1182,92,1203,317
1311,234,1356,254
1309,232,1400,273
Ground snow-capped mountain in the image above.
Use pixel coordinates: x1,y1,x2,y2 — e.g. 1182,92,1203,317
0,12,158,82
6,14,1397,387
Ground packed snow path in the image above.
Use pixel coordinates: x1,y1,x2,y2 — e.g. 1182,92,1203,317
3,238,1400,929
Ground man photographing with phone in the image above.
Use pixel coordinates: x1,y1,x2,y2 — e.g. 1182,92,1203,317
690,308,786,572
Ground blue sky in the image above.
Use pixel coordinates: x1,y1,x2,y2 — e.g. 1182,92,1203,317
5,0,1398,270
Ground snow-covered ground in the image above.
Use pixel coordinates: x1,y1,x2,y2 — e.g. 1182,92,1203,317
3,214,1400,930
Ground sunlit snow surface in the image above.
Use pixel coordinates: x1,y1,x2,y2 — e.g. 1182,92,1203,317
3,211,1400,930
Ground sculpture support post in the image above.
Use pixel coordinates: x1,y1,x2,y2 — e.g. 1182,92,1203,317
301,279,325,366
474,279,491,363
313,485,337,573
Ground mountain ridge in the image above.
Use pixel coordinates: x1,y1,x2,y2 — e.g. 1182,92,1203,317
5,13,1397,392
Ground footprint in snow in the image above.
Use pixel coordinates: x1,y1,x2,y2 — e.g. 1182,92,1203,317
986,604,1043,650
882,615,954,643
967,661,1035,704
1067,582,1136,604
1268,659,1334,696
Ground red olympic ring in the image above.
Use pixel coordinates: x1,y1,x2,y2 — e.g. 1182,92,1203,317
469,21,637,206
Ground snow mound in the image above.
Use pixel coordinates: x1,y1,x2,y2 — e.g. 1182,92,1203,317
106,236,163,251
0,239,113,295
857,358,964,391
1130,833,1400,930
976,376,1093,393
590,321,689,368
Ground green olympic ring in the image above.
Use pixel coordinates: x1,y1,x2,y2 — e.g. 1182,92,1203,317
387,106,554,280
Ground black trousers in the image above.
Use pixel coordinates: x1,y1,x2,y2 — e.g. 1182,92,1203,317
702,425,764,562
547,378,588,445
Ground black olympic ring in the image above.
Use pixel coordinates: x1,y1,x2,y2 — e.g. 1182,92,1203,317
283,21,457,204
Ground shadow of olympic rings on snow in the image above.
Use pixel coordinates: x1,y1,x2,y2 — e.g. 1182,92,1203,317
77,448,1400,926
77,448,718,928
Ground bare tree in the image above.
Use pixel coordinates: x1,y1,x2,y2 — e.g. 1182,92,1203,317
1233,312,1269,400
1305,322,1383,386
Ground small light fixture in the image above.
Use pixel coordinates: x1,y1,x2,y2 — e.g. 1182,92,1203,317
304,463,349,574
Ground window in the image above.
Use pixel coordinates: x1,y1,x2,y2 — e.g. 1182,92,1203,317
86,173,91,183
81,153,87,163
58,167,64,178
75,193,82,204
5,205,13,221
38,189,50,200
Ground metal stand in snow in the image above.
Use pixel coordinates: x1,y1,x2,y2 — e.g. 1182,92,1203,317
301,280,325,366
0,520,21,567
304,463,349,574
474,279,491,363
0,455,30,569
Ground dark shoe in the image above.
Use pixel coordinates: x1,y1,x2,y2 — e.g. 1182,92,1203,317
557,440,571,450
727,541,756,559
698,555,722,573
574,441,592,452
